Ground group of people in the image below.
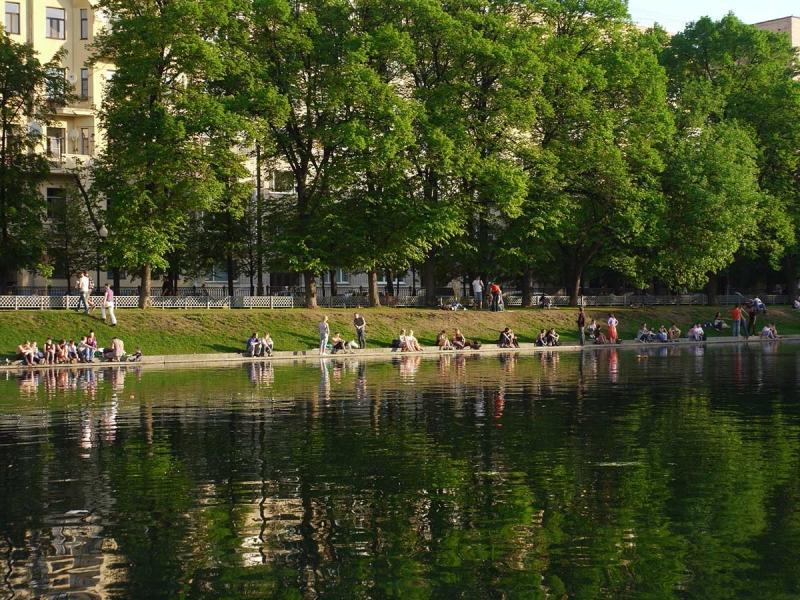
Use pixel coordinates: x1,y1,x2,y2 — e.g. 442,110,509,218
15,331,133,366
73,272,117,326
316,314,368,356
245,332,274,357
471,277,505,311
436,329,480,351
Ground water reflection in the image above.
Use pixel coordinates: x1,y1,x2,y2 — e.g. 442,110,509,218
1,344,799,598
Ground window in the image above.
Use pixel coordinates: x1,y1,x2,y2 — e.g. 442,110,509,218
4,2,19,34
46,127,65,160
46,6,65,39
46,187,66,220
335,269,349,285
79,127,91,155
79,8,88,39
80,68,89,99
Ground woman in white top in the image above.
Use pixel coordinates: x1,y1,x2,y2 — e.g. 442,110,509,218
407,329,422,352
607,314,619,343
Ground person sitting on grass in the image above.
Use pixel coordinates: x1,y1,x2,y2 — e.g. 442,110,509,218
546,328,560,346
261,333,274,357
668,323,681,342
406,329,422,352
246,332,261,357
102,336,125,362
656,325,668,343
436,330,453,350
535,329,547,346
452,329,467,350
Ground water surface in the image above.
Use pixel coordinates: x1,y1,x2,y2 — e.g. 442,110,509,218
1,343,799,598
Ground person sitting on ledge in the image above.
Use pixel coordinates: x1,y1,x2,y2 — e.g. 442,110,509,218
396,329,409,351
56,339,68,364
687,324,706,342
103,336,125,362
261,333,274,357
331,332,348,354
66,339,79,363
535,329,547,346
586,319,598,340
656,325,668,343
594,328,608,344
452,329,467,350
406,329,423,352
499,327,513,348
246,332,261,357
546,328,560,346
43,338,56,365
668,323,681,342
794,296,800,310
636,323,652,342
16,341,34,366
761,323,779,339
437,330,453,350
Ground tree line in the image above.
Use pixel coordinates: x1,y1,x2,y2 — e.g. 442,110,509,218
1,1,799,308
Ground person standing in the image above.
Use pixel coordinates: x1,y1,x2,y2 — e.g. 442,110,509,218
75,271,90,314
747,303,758,336
101,284,117,326
319,315,330,355
353,312,366,349
731,304,742,337
607,313,619,343
490,281,501,312
577,307,586,346
472,276,484,309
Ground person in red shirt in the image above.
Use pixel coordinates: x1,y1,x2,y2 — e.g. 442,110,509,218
730,305,747,338
489,282,501,312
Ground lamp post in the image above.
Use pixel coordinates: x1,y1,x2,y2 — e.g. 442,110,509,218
96,225,108,292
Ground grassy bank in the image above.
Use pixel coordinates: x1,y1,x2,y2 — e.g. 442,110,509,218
1,305,798,357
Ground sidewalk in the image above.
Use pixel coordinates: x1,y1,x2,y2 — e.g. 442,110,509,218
1,335,793,372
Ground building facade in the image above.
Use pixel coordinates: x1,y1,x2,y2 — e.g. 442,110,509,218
753,16,800,48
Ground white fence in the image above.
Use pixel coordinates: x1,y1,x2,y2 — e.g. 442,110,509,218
0,293,793,310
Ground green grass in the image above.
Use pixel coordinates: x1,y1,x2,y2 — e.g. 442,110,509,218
1,305,798,358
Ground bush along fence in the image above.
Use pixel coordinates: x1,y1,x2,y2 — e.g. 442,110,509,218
0,293,791,310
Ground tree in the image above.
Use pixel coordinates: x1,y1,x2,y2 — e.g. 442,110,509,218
522,2,673,305
92,0,245,307
0,33,70,292
662,15,799,293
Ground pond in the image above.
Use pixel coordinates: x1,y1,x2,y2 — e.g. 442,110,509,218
0,343,799,599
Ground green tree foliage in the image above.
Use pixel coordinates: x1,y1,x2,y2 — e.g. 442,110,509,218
92,0,249,307
662,14,799,291
0,33,70,291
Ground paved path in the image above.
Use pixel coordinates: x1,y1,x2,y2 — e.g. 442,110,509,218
1,335,794,372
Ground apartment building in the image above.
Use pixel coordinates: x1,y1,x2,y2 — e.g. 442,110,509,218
753,16,800,48
4,0,113,289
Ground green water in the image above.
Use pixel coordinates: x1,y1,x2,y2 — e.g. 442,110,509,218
0,344,799,599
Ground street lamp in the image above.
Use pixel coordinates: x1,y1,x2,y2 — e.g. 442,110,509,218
96,225,108,292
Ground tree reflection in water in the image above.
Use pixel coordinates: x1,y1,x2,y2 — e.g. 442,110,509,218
0,344,799,598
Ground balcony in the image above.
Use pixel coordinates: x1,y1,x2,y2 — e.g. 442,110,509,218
48,153,94,173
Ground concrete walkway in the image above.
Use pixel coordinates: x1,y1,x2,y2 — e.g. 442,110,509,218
1,334,794,372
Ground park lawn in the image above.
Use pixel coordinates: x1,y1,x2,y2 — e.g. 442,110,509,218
0,305,798,358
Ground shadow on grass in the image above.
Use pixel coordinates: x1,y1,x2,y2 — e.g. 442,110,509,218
208,343,243,354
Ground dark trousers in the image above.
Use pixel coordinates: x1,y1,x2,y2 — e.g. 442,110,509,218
578,327,585,346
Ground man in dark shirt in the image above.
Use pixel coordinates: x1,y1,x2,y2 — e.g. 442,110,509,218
577,307,586,346
353,313,366,349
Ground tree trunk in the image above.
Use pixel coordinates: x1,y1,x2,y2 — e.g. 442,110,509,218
368,270,380,307
227,252,235,297
422,255,436,306
304,271,317,308
385,269,394,297
139,264,152,308
113,267,120,295
255,142,264,295
705,272,718,306
521,266,534,307
329,269,337,297
568,267,582,307
784,254,797,300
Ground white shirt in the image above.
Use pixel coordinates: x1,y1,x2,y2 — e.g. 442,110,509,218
472,278,483,293
78,275,89,293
